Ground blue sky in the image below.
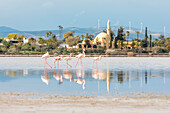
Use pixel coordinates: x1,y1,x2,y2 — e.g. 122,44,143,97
0,0,169,32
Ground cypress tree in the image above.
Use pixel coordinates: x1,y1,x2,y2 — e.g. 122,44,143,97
144,27,148,41
149,34,152,49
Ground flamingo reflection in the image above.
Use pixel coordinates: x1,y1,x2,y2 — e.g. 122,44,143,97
41,69,51,85
63,68,73,82
74,69,86,90
92,56,102,69
53,69,63,85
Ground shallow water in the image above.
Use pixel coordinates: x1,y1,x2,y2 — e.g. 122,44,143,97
0,57,170,96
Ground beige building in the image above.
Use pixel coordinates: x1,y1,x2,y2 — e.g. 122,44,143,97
77,20,111,49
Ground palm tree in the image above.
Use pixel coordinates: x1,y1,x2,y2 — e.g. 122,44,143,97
38,38,46,53
46,32,49,38
81,34,85,40
126,31,130,44
58,25,63,39
135,31,140,49
48,31,52,37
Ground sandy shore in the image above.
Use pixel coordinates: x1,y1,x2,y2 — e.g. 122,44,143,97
0,92,170,113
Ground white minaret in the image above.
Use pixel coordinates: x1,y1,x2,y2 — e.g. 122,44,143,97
98,19,100,29
164,25,166,38
106,19,111,49
107,19,111,36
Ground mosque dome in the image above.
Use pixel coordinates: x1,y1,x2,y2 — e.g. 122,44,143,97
93,32,110,44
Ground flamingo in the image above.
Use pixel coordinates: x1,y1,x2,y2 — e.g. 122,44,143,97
75,49,86,68
92,56,102,69
54,55,63,69
42,52,52,74
64,53,73,68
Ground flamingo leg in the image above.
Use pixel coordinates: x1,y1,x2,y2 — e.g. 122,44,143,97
57,61,59,69
67,60,72,68
96,61,98,69
46,59,52,68
54,61,56,68
44,60,46,74
75,59,79,68
92,60,94,69
80,59,83,68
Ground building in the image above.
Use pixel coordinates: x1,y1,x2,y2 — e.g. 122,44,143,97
77,20,112,49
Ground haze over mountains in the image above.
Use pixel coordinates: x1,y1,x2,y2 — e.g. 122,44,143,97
0,26,168,40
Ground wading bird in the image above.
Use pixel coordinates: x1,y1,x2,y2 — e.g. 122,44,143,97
42,52,52,72
54,55,63,69
75,49,86,68
93,56,102,69
64,53,73,68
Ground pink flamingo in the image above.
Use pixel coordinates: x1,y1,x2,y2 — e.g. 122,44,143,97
64,53,73,68
92,56,102,69
75,49,86,68
54,55,63,69
42,52,52,73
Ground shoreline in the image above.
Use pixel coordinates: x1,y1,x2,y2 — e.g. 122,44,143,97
0,54,169,57
0,92,170,113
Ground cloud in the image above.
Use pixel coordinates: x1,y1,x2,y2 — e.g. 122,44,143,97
42,2,54,8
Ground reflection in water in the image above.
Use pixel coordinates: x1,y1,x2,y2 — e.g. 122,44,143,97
1,69,170,94
41,69,51,85
145,71,147,84
107,69,110,92
5,69,28,77
53,69,63,84
74,69,86,90
63,69,73,82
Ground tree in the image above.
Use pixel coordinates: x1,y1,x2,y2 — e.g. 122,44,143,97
58,25,63,39
63,31,75,39
144,27,148,40
38,37,46,52
48,31,52,37
21,43,31,53
7,33,17,40
115,27,125,48
158,35,164,40
46,32,49,38
2,40,12,48
126,31,130,44
81,34,85,40
149,35,152,50
135,31,140,49
28,37,36,52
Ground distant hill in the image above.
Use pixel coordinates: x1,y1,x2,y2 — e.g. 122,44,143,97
0,26,169,40
0,26,19,32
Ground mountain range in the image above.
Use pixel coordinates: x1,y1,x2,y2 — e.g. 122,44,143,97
0,26,168,40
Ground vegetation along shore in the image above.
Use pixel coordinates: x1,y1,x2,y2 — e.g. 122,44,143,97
0,20,170,57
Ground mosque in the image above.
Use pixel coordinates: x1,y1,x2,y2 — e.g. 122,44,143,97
77,20,112,49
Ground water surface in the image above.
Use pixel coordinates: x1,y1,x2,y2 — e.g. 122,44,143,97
0,57,170,96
